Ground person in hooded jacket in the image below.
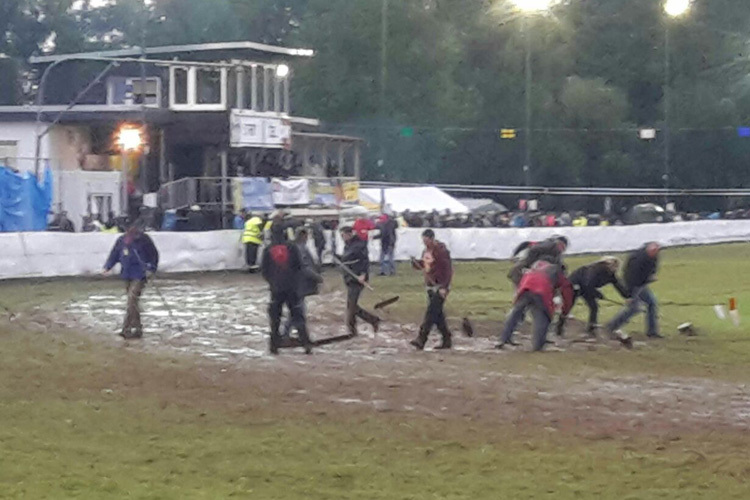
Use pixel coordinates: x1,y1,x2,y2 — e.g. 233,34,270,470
563,256,629,336
508,236,568,286
311,220,327,265
261,226,312,354
497,258,574,352
339,226,380,337
283,227,323,338
102,221,159,339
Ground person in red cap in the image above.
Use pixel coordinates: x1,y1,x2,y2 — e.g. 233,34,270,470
353,216,375,241
497,258,574,351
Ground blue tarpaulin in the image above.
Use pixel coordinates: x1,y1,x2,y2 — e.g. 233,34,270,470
0,166,53,232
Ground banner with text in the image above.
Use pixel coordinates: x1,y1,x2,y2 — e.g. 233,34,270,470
272,178,310,206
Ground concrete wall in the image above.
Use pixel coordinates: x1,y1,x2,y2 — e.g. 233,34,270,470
53,171,123,229
48,125,93,171
0,122,94,173
0,121,51,172
2,220,750,280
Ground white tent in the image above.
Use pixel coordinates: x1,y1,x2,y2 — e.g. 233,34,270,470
360,186,469,214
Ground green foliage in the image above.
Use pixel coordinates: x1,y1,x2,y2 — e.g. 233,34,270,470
3,0,750,192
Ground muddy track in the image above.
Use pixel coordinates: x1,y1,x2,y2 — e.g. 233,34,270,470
41,274,750,437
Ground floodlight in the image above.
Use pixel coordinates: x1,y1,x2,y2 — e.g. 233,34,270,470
275,64,290,78
117,126,144,152
664,0,691,18
511,0,555,13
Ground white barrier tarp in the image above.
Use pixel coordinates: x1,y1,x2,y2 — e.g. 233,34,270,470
2,220,750,280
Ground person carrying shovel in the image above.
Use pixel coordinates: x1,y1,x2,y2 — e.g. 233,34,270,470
338,226,380,337
101,221,159,339
410,229,454,350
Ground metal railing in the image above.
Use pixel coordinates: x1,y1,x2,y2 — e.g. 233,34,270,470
158,175,359,211
359,181,750,198
159,177,228,210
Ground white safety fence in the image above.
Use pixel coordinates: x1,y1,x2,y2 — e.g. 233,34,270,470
2,220,750,280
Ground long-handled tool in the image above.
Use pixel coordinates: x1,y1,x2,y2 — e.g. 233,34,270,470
332,256,400,310
147,276,185,334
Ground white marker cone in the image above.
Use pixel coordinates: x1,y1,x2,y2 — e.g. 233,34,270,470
714,305,727,321
729,298,741,326
730,309,741,327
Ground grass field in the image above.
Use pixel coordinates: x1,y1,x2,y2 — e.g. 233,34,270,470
367,243,750,380
2,244,750,499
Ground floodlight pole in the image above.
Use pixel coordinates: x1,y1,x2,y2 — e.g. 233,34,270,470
663,23,672,207
379,0,389,172
523,15,533,187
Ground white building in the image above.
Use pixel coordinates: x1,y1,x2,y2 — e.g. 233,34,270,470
0,41,363,229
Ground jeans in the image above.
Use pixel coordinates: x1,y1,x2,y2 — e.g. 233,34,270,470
380,245,395,276
283,300,306,337
606,287,658,336
415,289,451,347
500,291,551,351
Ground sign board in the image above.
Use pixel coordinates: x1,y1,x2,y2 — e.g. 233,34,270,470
738,127,750,138
342,181,360,203
639,128,657,140
272,178,310,206
230,110,292,149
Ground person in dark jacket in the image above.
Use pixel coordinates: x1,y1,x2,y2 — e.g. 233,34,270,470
49,211,76,232
261,226,312,354
564,256,629,336
497,258,574,352
283,227,323,337
606,242,662,339
376,213,398,276
339,226,380,337
311,220,327,265
187,205,207,232
102,223,159,339
508,236,568,286
410,229,453,350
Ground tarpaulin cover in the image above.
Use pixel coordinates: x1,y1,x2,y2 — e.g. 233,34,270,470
0,166,53,232
360,186,469,214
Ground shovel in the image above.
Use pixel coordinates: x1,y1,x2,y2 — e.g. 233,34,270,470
332,256,400,310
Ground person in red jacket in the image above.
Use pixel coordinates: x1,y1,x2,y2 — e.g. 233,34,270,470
497,258,574,352
410,229,454,350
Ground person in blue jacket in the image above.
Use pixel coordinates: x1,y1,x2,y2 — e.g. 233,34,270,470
102,221,160,339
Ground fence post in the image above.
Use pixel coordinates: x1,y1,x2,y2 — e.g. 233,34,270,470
221,152,228,228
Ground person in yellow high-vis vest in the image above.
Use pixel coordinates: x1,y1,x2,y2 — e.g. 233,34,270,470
242,214,264,272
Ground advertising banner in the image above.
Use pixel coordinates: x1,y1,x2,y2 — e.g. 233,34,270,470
272,178,310,206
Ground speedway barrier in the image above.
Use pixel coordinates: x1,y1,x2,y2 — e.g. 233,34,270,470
1,220,750,280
